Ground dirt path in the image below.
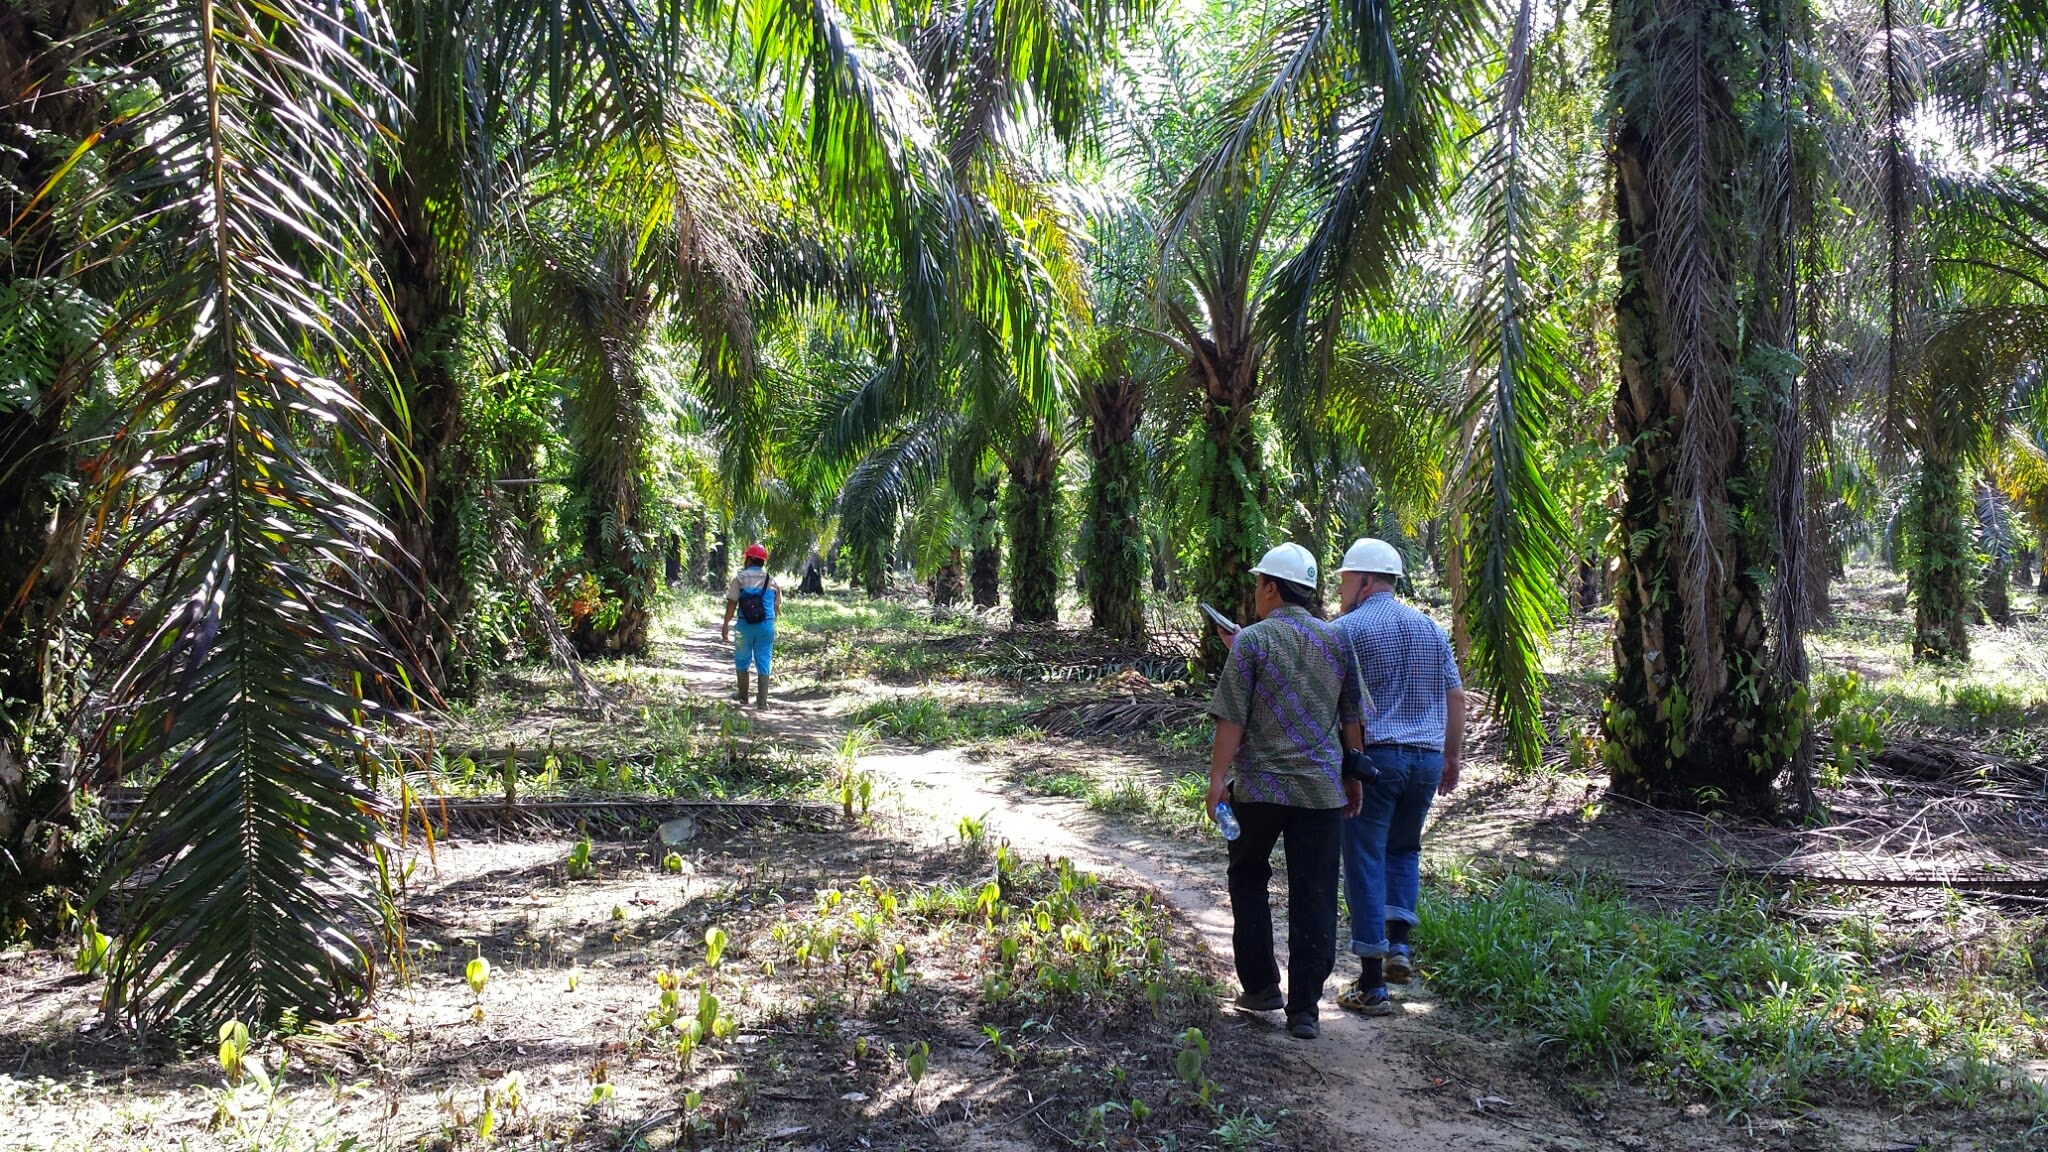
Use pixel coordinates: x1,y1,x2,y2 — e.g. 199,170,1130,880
667,626,1704,1152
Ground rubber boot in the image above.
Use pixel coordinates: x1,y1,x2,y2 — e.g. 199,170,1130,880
754,674,770,710
735,669,750,704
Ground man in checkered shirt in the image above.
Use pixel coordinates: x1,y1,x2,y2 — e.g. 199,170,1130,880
1329,538,1466,1017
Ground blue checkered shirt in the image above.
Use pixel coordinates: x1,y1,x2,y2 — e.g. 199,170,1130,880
1335,591,1462,750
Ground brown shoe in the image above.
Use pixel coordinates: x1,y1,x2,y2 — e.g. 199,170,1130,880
1232,986,1283,1013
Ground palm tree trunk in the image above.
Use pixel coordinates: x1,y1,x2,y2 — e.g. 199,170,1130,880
1604,0,1776,815
708,526,731,592
1803,498,1835,624
969,475,1002,608
0,393,82,905
1005,426,1061,624
1082,374,1145,640
932,548,966,607
686,510,708,587
569,293,657,658
1,0,106,909
1976,482,2012,626
856,538,888,596
376,176,471,688
1760,0,1816,817
1188,334,1266,674
1982,560,2012,625
1904,453,1972,659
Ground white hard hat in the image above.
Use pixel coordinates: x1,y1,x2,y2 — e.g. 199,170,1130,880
1339,537,1404,578
1248,542,1319,589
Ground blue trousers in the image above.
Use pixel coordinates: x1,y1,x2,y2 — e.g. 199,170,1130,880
733,621,775,675
1342,745,1442,957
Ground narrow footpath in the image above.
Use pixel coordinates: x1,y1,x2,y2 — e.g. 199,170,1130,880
668,627,1693,1152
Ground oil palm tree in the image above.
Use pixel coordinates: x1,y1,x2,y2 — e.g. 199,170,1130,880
371,0,678,689
1599,0,1803,813
1078,329,1150,639
1159,172,1280,666
506,111,768,657
1144,0,1499,683
1894,302,2048,659
1005,420,1065,622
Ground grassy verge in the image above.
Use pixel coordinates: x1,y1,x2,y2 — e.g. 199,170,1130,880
1421,866,2048,1122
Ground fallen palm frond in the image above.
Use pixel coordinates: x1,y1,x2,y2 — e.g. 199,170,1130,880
400,797,836,838
98,793,836,839
1868,733,2043,785
1024,672,1208,738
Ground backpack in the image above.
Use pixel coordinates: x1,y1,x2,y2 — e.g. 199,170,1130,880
737,578,769,625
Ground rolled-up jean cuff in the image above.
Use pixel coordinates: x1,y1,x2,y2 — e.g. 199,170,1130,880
1385,908,1419,926
1350,938,1390,958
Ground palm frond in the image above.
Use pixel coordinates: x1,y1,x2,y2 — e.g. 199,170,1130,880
1255,0,1482,395
82,0,409,1026
835,412,953,574
1452,0,1566,771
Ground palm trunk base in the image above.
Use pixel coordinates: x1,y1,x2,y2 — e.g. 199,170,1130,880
1905,460,1973,662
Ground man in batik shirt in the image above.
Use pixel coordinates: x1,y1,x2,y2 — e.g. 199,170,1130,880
1205,543,1365,1040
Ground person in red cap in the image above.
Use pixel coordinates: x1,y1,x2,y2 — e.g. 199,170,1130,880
720,543,780,708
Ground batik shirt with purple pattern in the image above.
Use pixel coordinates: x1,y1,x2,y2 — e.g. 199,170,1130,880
1207,605,1363,810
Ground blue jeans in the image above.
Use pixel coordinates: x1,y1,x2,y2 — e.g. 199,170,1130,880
733,621,775,675
1342,746,1443,957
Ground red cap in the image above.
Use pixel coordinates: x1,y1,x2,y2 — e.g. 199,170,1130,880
744,543,769,561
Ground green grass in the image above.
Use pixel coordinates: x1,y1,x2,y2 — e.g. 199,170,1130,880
847,695,1038,747
1035,771,1095,799
769,594,981,682
1421,866,2047,1119
1014,767,1210,833
903,853,1217,1021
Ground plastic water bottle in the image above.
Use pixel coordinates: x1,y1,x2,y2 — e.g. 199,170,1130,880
1214,802,1242,842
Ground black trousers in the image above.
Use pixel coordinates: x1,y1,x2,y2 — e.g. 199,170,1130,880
1225,801,1341,1018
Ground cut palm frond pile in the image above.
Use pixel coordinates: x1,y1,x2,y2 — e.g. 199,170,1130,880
1025,671,1208,738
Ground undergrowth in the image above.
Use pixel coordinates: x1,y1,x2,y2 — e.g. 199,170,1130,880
430,700,823,800
848,695,1040,747
763,850,1216,1025
1421,866,2047,1120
